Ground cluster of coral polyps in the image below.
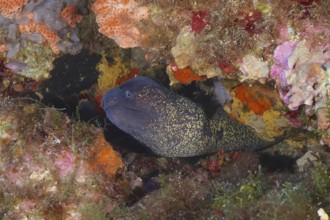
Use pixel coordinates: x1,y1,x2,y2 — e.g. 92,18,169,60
0,0,86,58
92,0,149,48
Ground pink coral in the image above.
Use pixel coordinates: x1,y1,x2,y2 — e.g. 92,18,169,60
271,40,330,111
272,41,298,72
92,0,149,48
270,41,298,89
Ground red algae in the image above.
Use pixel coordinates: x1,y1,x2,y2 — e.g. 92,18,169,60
191,11,208,34
206,157,224,173
218,60,236,75
293,0,319,6
239,10,264,36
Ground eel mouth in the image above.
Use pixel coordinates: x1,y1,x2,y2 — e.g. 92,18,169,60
125,107,144,112
103,104,115,112
105,104,143,113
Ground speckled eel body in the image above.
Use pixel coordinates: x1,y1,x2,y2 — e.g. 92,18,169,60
102,76,282,157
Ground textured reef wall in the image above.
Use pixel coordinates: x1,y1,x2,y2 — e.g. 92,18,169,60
1,0,330,219
0,0,88,79
0,0,87,56
92,0,330,144
1,98,329,219
0,98,127,219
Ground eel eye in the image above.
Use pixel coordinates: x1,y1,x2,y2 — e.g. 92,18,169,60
125,90,133,99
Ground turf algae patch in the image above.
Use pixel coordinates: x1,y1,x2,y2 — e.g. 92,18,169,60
0,97,127,219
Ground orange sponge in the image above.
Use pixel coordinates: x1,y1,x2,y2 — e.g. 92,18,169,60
61,5,83,28
0,0,28,18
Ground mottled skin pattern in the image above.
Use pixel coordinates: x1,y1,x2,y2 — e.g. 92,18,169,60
102,76,282,157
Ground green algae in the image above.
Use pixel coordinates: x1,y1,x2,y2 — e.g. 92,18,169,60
0,120,11,139
212,169,268,211
313,164,330,196
211,164,329,219
0,97,114,218
15,42,56,80
254,183,316,220
80,202,107,220
312,163,330,213
107,205,133,220
211,171,319,219
131,176,209,219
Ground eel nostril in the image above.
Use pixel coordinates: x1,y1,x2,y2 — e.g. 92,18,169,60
109,97,118,106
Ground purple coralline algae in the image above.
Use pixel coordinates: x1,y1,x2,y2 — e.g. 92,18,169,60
271,40,330,111
0,99,127,219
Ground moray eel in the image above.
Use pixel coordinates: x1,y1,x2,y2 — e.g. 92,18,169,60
102,76,283,157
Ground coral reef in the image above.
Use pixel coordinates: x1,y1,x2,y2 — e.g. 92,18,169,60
0,98,127,219
133,0,278,78
0,0,87,58
0,0,88,82
18,12,62,55
118,0,330,146
226,81,289,138
271,40,330,111
134,0,329,86
1,96,330,219
1,0,330,219
0,0,28,19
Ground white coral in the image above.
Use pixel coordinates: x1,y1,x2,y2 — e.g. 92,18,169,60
239,54,269,83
